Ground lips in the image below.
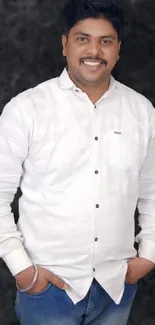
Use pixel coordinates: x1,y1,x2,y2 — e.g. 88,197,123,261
83,61,101,66
81,58,107,68
80,59,105,72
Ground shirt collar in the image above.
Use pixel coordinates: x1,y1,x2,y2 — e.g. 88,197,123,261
58,67,117,94
59,68,75,90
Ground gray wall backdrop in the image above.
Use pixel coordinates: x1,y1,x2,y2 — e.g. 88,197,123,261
0,0,155,324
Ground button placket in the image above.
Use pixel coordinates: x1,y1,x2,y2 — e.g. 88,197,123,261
93,131,100,213
91,106,101,276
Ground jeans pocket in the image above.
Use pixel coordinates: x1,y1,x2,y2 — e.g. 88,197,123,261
19,282,53,298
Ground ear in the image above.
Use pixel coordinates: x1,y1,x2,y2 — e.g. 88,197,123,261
118,41,121,52
62,35,68,57
117,41,121,61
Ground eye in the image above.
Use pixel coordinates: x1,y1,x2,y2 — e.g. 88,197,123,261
101,39,112,45
76,37,88,43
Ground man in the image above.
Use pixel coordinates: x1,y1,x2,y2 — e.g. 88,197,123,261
0,0,155,324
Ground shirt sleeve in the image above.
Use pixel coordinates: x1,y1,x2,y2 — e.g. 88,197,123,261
136,101,155,264
0,97,33,276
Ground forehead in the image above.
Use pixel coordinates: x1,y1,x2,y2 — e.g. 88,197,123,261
70,18,117,37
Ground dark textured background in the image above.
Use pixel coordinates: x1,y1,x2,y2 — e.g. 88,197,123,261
0,0,155,324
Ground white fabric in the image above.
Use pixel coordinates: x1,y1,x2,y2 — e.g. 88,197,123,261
0,68,155,304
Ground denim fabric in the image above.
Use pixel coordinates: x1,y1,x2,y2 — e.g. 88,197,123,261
15,279,137,325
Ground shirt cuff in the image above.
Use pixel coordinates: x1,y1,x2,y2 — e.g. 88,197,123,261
138,239,155,264
3,248,33,276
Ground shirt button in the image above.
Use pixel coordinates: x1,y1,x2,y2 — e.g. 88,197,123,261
95,137,98,141
94,105,97,109
95,170,99,174
93,268,96,272
75,89,79,92
96,204,99,208
95,238,98,242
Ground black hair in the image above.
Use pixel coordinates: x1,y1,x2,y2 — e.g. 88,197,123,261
63,0,124,41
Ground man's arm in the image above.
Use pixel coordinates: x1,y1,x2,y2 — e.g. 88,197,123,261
0,96,67,292
126,101,155,284
0,97,33,275
136,102,155,264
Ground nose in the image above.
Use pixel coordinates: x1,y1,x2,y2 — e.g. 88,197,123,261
87,39,102,57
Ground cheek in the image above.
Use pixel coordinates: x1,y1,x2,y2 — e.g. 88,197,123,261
106,50,119,64
67,48,83,64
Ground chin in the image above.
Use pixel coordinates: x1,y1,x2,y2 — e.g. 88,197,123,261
83,77,104,84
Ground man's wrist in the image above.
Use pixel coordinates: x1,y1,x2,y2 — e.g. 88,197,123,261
16,264,38,292
15,265,37,289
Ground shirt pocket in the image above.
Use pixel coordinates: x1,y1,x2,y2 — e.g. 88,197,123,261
102,129,139,174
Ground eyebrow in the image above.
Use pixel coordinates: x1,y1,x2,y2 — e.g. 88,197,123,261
74,32,116,40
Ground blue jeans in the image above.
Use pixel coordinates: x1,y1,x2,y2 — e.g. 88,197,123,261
15,279,137,325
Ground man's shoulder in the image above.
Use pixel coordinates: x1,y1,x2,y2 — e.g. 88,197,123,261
115,79,150,105
15,75,60,103
3,75,62,120
114,79,155,123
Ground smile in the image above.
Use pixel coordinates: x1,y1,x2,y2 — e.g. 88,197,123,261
83,61,102,66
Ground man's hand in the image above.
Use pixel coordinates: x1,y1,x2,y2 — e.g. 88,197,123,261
126,257,154,284
15,265,68,294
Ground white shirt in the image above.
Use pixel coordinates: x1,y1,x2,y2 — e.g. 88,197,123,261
0,68,155,304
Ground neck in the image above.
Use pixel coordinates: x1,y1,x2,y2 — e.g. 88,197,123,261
79,79,110,104
68,72,111,104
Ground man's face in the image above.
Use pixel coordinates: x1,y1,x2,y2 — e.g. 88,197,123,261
62,17,121,87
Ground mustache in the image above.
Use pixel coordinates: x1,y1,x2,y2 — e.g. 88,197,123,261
80,57,108,66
